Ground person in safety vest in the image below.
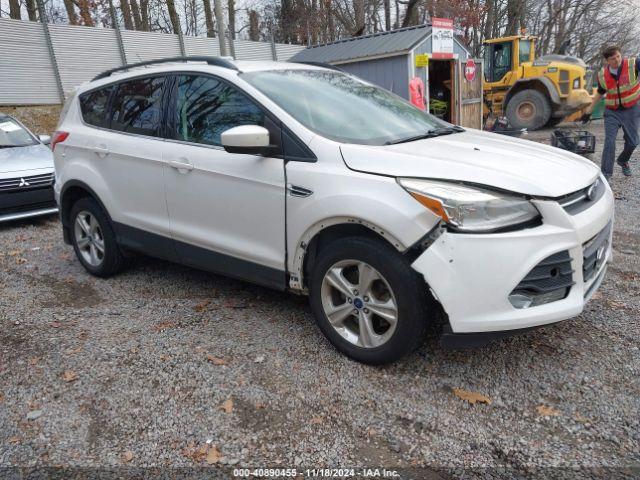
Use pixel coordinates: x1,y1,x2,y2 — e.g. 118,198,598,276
584,45,640,182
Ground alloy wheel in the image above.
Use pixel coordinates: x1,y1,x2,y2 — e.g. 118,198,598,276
74,210,105,267
320,260,398,348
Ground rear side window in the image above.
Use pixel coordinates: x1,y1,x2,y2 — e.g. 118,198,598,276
79,86,113,128
173,75,264,146
110,77,165,136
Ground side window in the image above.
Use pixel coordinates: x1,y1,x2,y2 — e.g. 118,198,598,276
173,75,265,146
492,42,513,82
79,86,113,128
110,77,165,136
519,40,531,64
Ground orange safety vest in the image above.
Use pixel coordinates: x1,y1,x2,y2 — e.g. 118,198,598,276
598,57,640,110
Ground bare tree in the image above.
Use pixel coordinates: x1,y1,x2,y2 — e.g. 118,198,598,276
119,0,133,29
9,0,20,19
130,0,143,29
202,0,215,36
165,0,181,33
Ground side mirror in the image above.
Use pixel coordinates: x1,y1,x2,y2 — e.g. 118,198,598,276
221,125,276,155
38,134,51,145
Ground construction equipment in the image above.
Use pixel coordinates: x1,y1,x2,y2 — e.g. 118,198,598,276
483,35,592,130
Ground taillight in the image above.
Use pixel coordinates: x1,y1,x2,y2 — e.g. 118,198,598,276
51,131,69,151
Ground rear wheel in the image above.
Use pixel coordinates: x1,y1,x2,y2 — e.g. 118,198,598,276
506,90,552,130
309,237,431,365
69,197,126,277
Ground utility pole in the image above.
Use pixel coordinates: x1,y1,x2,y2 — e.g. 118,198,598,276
213,0,228,56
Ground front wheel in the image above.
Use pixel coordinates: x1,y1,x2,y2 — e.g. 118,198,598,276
309,237,431,365
506,90,552,130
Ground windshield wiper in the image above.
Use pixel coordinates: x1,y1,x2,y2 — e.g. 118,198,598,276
384,126,464,145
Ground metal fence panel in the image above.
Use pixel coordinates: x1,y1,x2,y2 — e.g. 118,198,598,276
0,18,60,105
49,24,122,95
184,36,221,56
234,39,273,61
122,30,182,63
0,19,307,106
275,43,306,61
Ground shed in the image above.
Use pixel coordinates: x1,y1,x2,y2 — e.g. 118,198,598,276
291,24,483,128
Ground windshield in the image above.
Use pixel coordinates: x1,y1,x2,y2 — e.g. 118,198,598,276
243,69,451,145
0,117,37,148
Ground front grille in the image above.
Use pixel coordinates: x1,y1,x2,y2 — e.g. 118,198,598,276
559,70,570,94
508,250,574,308
583,221,612,283
0,173,54,193
515,250,574,294
557,178,605,215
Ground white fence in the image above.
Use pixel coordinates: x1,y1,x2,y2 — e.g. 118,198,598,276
0,18,305,105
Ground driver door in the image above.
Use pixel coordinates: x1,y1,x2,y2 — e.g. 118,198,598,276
162,74,287,288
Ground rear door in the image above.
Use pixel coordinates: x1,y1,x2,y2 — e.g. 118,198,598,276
79,76,175,260
162,73,287,288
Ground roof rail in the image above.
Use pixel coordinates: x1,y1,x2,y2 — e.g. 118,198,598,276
292,61,344,72
92,56,239,81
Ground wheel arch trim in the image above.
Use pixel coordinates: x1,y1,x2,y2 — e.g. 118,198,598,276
59,179,113,229
288,216,406,292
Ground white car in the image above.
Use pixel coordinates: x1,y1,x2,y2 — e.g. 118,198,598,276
53,57,613,364
0,113,57,222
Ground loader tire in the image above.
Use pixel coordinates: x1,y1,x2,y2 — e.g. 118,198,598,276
506,90,552,131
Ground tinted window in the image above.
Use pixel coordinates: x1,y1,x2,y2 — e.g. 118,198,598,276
110,77,165,136
173,75,264,146
79,86,113,128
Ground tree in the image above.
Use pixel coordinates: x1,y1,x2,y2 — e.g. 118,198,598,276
120,0,134,29
202,0,215,36
9,0,21,19
228,0,235,38
248,9,259,40
165,0,181,33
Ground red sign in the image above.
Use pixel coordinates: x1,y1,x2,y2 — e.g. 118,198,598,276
464,59,476,81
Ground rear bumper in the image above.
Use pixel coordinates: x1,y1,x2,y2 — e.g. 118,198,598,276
411,182,614,334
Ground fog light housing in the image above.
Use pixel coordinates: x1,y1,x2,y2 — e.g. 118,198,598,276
509,288,569,309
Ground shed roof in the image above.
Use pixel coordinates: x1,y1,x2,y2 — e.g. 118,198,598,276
291,25,432,64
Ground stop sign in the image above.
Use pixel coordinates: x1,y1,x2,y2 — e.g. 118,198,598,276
465,59,476,81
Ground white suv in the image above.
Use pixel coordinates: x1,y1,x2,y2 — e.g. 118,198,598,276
53,57,614,364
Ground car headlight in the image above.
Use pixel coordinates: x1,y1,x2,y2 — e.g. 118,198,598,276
398,178,540,232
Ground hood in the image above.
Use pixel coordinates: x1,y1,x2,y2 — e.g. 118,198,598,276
340,129,599,197
0,144,54,175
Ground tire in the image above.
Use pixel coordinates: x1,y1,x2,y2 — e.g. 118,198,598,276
69,197,126,277
506,90,552,131
308,236,430,365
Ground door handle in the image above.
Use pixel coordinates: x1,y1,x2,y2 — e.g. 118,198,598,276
92,145,110,156
169,160,194,173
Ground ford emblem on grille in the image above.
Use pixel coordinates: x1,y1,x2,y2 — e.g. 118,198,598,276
586,179,599,201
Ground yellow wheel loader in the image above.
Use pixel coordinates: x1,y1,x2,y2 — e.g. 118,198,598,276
483,35,592,130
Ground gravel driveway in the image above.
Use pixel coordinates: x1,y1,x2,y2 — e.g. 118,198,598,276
1,120,638,478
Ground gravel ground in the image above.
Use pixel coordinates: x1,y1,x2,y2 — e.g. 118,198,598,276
1,120,639,478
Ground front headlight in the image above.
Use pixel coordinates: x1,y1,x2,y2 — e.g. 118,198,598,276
398,178,540,232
